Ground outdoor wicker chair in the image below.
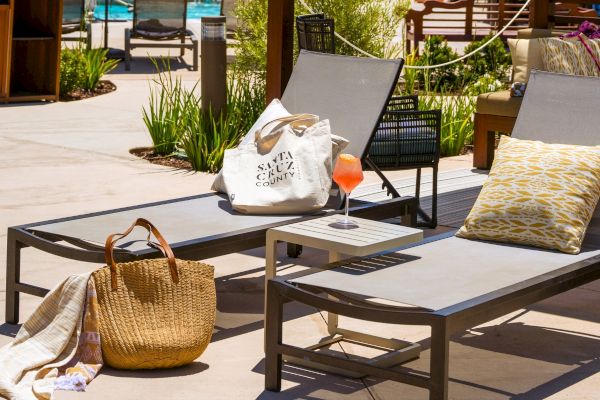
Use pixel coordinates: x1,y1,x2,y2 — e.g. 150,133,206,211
296,13,335,54
265,70,600,400
62,0,92,51
369,95,441,227
124,0,198,71
5,51,418,324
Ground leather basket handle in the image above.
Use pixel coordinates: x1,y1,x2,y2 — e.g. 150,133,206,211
104,218,178,290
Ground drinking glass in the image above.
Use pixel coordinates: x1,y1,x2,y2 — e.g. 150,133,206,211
331,154,364,229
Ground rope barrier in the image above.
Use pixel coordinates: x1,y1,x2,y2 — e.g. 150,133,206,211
297,0,532,70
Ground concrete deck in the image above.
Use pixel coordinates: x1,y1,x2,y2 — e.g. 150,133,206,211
0,30,599,400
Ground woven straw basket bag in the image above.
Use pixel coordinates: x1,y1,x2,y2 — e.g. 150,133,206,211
92,218,216,370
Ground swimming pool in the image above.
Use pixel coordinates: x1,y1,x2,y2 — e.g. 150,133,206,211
93,1,221,21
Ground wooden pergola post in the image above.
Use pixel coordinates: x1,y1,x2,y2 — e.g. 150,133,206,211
529,0,550,28
266,0,295,102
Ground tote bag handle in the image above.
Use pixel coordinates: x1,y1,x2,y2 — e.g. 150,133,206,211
104,218,178,290
254,113,319,144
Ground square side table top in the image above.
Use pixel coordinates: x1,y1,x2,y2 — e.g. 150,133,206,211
267,215,423,257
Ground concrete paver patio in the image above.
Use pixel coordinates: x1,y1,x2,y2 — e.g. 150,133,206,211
0,31,599,399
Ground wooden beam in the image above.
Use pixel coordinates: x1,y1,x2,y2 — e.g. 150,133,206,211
529,0,550,28
266,0,294,102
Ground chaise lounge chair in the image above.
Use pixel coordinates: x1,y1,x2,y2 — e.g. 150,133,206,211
62,0,92,51
124,0,198,71
264,70,600,400
5,51,419,324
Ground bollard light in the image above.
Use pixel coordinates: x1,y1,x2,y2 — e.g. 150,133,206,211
201,16,227,120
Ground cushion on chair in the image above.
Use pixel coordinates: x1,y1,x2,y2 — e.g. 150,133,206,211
540,37,600,77
508,38,544,82
457,136,600,254
476,90,523,118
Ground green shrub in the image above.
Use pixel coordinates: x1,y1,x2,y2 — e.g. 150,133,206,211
463,73,504,97
416,36,462,92
462,34,511,84
420,93,476,157
142,63,190,155
180,71,266,172
83,48,119,91
233,0,405,72
60,48,86,96
143,60,266,170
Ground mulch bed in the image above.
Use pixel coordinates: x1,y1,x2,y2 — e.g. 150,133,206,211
60,80,117,102
130,147,193,170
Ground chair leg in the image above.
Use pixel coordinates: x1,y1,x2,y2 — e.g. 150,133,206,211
265,280,283,392
286,243,302,258
473,113,495,170
124,28,131,71
430,320,450,400
430,165,438,228
181,36,186,57
192,39,199,72
5,230,22,324
86,23,92,51
415,168,422,199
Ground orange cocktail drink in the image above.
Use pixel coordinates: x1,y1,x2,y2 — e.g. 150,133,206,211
332,154,364,228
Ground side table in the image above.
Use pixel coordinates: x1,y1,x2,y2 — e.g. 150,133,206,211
265,215,423,377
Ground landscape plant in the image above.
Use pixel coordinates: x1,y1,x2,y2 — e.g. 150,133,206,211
59,48,87,96
461,34,511,84
419,93,476,157
83,48,119,91
180,70,265,172
142,62,190,155
234,0,406,72
142,61,266,171
59,46,118,97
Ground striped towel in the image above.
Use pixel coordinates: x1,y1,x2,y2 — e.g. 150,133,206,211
0,273,103,400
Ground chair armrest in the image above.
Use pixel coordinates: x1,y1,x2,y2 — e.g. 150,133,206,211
387,95,419,112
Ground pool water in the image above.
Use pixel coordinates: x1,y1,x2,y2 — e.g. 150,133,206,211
94,1,221,21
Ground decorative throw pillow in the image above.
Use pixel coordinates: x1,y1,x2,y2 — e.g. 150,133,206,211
457,136,600,254
540,37,600,77
508,38,544,83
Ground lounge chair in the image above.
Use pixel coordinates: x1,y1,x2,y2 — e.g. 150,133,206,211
124,0,198,71
5,51,419,324
265,71,600,400
62,0,92,51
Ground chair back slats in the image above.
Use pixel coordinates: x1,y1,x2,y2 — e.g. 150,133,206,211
281,51,403,159
133,0,188,37
296,14,336,54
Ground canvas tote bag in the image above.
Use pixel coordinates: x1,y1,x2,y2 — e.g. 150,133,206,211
222,114,334,214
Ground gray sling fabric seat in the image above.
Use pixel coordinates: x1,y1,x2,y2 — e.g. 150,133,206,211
265,71,600,400
5,51,415,324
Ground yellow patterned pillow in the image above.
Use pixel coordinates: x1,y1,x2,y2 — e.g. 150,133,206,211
457,136,600,254
540,37,600,77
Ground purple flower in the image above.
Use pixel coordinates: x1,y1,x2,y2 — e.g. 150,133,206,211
561,21,600,39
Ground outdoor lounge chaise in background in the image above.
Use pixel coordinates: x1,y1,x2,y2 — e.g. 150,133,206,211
124,0,198,71
265,71,600,400
62,0,92,51
5,51,418,324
